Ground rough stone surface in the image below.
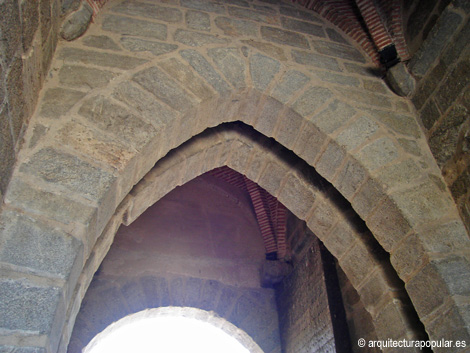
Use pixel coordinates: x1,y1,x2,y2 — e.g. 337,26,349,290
386,62,416,97
82,35,121,51
208,48,246,88
292,49,341,71
19,147,116,201
249,54,280,91
312,40,365,63
58,65,117,89
174,29,230,46
0,210,82,278
39,88,86,119
158,58,213,101
78,95,157,150
180,49,232,93
111,1,183,23
181,0,226,14
0,279,61,333
261,26,310,49
60,2,93,41
59,47,147,70
120,38,178,56
240,40,287,61
280,16,325,37
271,70,310,104
336,116,379,151
215,16,258,37
357,137,399,171
133,66,196,111
186,10,211,31
102,15,167,40
291,86,333,117
311,99,356,134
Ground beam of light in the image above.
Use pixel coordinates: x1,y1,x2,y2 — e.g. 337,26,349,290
83,309,252,353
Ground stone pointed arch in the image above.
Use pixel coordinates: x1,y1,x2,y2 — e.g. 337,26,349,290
1,1,469,352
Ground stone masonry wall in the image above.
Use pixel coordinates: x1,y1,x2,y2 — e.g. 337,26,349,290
0,0,75,200
276,223,341,353
407,1,470,231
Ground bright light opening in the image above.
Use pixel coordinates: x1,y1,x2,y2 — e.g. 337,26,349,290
83,308,259,353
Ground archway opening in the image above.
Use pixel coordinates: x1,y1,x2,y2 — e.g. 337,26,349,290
83,307,257,353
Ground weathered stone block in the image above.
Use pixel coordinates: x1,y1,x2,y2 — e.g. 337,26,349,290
292,49,341,71
376,159,421,190
215,16,258,37
133,66,196,111
312,40,365,63
325,28,349,45
357,137,399,171
103,14,167,40
240,39,288,61
6,178,97,228
271,70,310,104
406,256,470,318
420,99,441,130
259,161,289,197
158,58,213,101
111,0,183,22
0,0,21,64
181,0,225,14
312,70,360,87
19,147,116,201
294,122,326,166
0,346,46,353
0,107,15,196
307,198,338,239
366,197,411,251
317,141,348,185
249,53,280,91
365,108,421,138
59,65,117,89
82,35,121,51
385,61,416,97
78,95,157,150
311,99,356,135
351,177,385,219
175,29,230,46
39,0,51,44
280,5,321,23
410,8,463,77
334,157,367,199
281,16,325,38
0,279,61,333
59,47,147,70
254,97,283,137
340,241,378,287
322,218,356,259
0,210,82,278
5,56,25,140
336,115,379,151
120,37,178,57
390,180,453,226
186,10,210,31
291,86,333,117
60,1,93,41
278,173,315,219
276,109,304,149
208,47,246,89
435,59,470,114
228,6,278,24
261,26,310,49
112,81,177,128
180,49,231,94
20,0,39,51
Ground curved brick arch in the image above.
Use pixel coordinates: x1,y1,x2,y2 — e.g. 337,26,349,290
1,1,469,352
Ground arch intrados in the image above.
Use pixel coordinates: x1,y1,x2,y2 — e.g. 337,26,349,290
69,122,426,350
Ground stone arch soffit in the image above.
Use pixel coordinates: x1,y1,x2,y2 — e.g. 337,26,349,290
83,307,265,353
79,122,423,345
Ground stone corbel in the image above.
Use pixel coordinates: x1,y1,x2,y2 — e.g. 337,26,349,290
60,0,94,41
